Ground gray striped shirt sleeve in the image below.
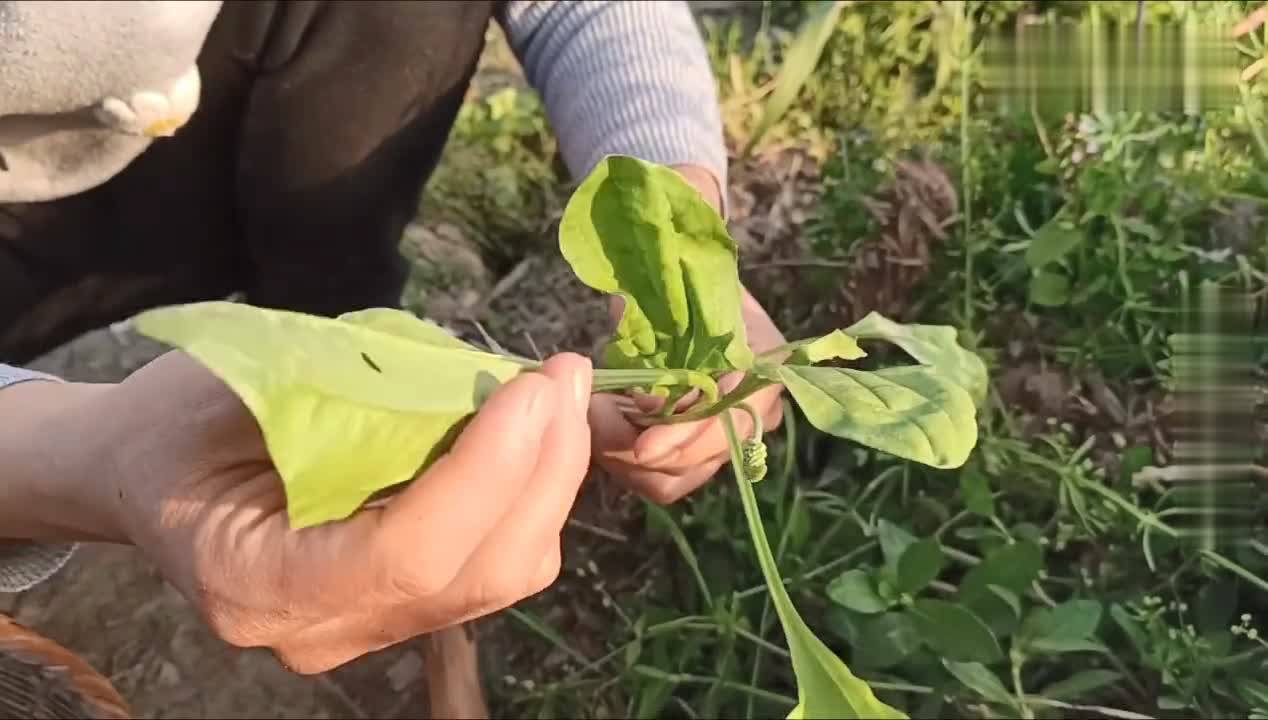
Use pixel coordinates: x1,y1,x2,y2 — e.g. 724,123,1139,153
499,0,729,211
0,363,77,593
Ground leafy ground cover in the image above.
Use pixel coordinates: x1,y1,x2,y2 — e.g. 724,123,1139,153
5,2,1265,718
465,3,1268,718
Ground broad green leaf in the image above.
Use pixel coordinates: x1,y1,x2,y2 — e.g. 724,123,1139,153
769,586,906,719
958,465,995,517
826,569,891,614
765,329,868,366
1039,669,1123,701
1024,216,1084,268
843,312,989,407
910,598,1004,664
959,540,1044,608
723,416,906,720
1029,270,1071,306
876,519,917,574
337,308,483,351
133,301,531,528
896,539,946,594
985,585,1022,621
558,154,753,373
941,660,1015,707
1020,599,1103,646
854,612,923,670
778,364,978,469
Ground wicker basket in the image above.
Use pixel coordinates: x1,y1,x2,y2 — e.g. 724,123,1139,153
0,613,130,719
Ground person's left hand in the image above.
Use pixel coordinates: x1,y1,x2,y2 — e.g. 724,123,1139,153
588,164,787,504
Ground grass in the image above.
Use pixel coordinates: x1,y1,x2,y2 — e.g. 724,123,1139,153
408,3,1268,718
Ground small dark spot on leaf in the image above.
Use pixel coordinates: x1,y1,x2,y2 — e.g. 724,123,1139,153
361,352,382,373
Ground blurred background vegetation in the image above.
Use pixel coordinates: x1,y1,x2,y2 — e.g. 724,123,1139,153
409,2,1268,718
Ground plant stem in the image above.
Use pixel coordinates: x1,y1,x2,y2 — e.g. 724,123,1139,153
634,375,776,427
590,368,721,403
1010,653,1033,719
960,0,975,334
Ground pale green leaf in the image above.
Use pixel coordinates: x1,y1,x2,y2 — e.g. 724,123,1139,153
826,569,891,614
558,154,753,373
764,329,868,366
843,312,989,407
942,660,1015,707
133,301,531,529
777,364,978,469
338,308,483,351
722,417,906,720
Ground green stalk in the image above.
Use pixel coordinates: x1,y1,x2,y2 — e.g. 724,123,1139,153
590,368,722,403
631,375,777,427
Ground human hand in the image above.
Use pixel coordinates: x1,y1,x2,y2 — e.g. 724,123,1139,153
55,350,594,673
584,161,785,503
589,287,786,503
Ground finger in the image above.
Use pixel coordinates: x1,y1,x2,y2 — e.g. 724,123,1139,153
629,386,703,415
590,393,646,458
363,368,561,597
287,354,588,659
597,455,724,504
339,355,591,648
635,385,784,472
632,372,748,461
444,353,592,615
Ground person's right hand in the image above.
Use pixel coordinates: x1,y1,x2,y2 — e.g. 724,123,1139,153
45,349,594,673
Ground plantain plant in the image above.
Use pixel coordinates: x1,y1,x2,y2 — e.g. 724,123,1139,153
134,155,987,718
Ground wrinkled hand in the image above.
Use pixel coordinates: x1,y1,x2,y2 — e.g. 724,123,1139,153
64,350,593,674
589,288,786,503
588,164,786,503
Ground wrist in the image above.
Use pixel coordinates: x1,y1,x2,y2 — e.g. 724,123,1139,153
0,379,127,543
669,163,724,215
